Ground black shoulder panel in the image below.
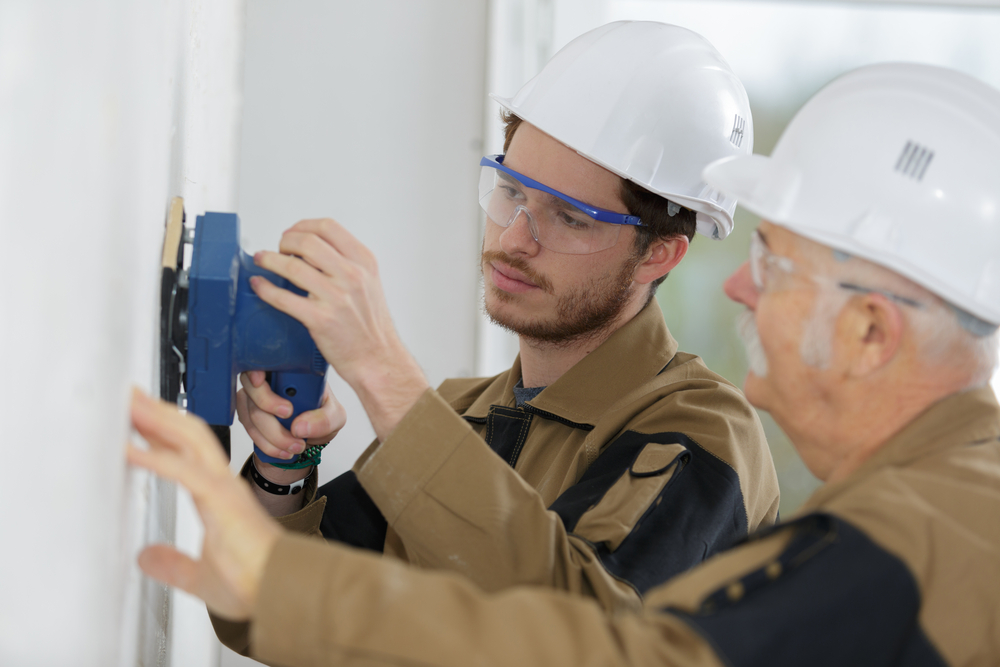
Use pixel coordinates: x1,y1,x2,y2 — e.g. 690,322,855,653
316,470,388,552
549,430,748,594
669,514,946,667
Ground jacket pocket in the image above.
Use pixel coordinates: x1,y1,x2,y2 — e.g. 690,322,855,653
572,442,689,552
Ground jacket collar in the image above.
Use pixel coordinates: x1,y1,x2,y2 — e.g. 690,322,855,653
801,385,1000,512
462,300,679,425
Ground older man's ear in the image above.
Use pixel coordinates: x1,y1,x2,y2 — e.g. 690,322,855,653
839,293,906,378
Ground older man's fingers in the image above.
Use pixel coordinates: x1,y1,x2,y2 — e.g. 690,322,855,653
130,388,229,469
138,544,254,621
126,443,225,502
138,544,199,596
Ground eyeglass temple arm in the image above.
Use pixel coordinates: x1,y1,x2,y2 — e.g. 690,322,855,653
837,282,923,309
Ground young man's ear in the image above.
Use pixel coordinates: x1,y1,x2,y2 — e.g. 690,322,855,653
839,293,905,377
633,236,689,285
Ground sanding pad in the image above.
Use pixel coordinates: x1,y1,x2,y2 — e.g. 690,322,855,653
159,197,188,405
161,197,185,270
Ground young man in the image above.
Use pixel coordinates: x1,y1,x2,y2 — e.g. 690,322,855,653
131,61,1000,667
231,20,778,629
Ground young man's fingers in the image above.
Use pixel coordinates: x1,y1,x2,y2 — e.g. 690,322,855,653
290,409,334,442
239,374,293,420
235,391,271,451
236,390,304,458
290,388,346,441
287,218,376,269
251,420,304,459
247,274,317,328
252,251,330,300
246,369,267,387
277,230,344,278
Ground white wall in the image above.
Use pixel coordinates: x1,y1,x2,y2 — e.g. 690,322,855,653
0,1,243,665
1,3,492,665
234,1,489,487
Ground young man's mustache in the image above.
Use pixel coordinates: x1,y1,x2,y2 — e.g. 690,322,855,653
482,250,555,293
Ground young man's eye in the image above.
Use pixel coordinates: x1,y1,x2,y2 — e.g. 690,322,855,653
499,184,524,199
558,212,593,230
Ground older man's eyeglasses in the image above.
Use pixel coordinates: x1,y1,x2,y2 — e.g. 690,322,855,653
749,230,923,308
478,154,644,255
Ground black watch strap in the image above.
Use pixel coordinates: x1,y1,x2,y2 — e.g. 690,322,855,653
249,456,310,496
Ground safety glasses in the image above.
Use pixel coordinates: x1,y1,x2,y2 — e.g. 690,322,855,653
749,230,923,308
478,154,643,255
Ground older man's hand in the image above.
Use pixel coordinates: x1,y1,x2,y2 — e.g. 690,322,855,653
127,388,282,621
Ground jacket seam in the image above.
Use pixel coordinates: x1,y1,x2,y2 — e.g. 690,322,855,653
567,532,643,600
509,411,533,467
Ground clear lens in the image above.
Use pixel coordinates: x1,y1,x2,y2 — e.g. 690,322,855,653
749,231,765,291
478,166,622,255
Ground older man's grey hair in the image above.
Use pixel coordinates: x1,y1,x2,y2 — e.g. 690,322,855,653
800,249,999,389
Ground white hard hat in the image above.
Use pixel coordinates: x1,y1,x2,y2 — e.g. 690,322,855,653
492,21,753,240
704,63,1000,326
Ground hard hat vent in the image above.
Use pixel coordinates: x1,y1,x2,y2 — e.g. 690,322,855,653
729,115,748,148
894,140,935,181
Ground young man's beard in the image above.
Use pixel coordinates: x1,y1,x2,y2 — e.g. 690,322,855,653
481,249,641,347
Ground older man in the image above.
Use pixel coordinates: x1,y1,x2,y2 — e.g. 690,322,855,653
130,62,1000,666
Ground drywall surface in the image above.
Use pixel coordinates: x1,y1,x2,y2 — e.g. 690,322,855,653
0,2,243,666
234,0,489,488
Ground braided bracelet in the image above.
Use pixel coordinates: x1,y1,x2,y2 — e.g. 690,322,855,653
268,441,329,470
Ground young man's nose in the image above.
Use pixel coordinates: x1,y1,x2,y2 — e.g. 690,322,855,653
724,261,759,309
500,207,542,257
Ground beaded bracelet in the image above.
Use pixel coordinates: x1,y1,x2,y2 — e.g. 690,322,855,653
268,441,329,470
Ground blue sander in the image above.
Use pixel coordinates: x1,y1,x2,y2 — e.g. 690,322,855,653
160,197,327,464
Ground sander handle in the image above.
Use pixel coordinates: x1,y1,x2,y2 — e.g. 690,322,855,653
253,371,327,466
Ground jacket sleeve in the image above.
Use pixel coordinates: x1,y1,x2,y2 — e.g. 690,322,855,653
210,458,329,659
353,388,752,612
251,513,946,667
249,532,727,667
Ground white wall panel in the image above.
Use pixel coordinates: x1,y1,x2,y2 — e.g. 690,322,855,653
0,1,243,665
235,1,489,488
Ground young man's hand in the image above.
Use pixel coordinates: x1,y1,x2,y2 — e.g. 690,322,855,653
235,369,347,461
128,388,282,621
249,218,430,441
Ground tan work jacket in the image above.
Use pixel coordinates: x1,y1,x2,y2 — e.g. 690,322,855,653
238,386,1000,667
216,301,780,657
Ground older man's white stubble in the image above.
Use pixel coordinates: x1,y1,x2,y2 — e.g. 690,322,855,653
736,310,769,378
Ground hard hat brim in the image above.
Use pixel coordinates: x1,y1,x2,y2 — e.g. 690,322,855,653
492,94,736,240
703,154,1000,326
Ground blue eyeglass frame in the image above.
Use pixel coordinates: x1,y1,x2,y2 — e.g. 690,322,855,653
480,154,644,227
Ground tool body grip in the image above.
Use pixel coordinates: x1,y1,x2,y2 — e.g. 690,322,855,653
253,372,327,465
